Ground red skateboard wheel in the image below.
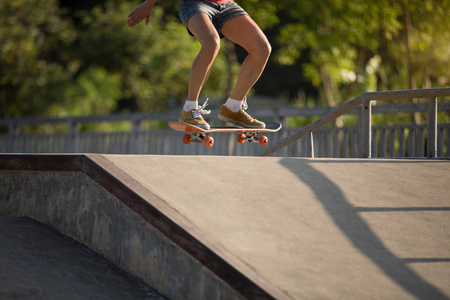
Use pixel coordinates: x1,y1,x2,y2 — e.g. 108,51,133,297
259,135,268,146
237,133,246,144
204,136,214,147
183,134,191,144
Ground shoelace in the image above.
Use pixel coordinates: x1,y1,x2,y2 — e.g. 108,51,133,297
241,97,249,110
240,97,252,119
192,98,211,118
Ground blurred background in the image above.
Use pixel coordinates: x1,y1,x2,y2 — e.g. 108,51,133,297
1,0,449,133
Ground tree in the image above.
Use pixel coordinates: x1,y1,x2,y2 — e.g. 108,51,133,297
3,0,448,126
379,0,450,124
48,2,237,116
274,0,450,121
0,0,76,118
0,0,238,120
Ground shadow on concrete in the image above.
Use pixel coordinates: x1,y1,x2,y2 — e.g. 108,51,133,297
279,158,449,300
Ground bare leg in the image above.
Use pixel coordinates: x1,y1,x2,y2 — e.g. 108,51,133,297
221,15,271,101
186,14,221,101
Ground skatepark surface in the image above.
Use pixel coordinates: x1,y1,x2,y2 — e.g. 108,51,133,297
1,154,449,300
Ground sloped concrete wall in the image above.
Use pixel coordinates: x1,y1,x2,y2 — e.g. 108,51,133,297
0,169,245,300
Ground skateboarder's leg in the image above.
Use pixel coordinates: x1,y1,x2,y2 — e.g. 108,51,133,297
217,15,270,128
178,13,220,129
186,13,221,103
222,15,271,102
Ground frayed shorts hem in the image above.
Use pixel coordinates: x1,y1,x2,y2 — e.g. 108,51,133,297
178,0,248,38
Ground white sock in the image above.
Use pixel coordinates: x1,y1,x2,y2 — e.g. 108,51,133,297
224,98,242,112
183,100,198,112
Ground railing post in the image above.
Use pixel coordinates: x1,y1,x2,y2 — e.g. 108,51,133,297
66,120,78,153
361,99,372,158
427,97,437,158
305,132,314,157
7,122,20,153
130,119,142,154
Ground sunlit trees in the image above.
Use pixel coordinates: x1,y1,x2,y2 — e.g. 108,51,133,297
0,0,75,118
274,0,450,116
1,0,449,122
1,0,234,118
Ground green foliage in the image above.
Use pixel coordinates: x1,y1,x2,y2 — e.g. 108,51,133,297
1,0,449,127
70,3,195,112
239,0,279,29
65,2,230,113
0,0,234,120
50,66,122,116
275,0,450,110
0,0,75,117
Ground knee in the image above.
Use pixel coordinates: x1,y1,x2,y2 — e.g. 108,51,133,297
252,40,272,61
201,37,221,56
259,40,272,59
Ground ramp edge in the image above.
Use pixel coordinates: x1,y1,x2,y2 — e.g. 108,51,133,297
0,154,290,300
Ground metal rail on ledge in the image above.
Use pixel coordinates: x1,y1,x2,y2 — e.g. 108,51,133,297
258,88,450,158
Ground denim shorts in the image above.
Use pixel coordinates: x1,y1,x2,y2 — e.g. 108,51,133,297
178,0,248,38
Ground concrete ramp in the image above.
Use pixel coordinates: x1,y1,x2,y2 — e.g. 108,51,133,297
1,154,449,300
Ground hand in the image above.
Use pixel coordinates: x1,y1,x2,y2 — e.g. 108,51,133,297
127,0,155,28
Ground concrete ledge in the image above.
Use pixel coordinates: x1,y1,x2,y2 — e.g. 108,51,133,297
0,154,276,300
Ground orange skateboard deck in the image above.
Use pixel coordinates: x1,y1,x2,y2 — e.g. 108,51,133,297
168,121,282,147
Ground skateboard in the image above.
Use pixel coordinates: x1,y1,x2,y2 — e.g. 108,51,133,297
168,121,282,147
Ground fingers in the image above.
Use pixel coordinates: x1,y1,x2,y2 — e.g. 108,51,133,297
127,15,141,27
127,10,142,27
126,2,153,28
127,13,152,27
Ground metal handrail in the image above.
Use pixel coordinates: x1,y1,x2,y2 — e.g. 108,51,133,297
259,87,450,157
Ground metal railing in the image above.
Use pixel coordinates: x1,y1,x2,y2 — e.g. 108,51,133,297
1,89,450,157
259,88,450,158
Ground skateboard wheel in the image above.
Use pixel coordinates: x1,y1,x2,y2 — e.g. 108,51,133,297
204,136,214,147
237,133,246,144
259,135,268,146
183,134,191,145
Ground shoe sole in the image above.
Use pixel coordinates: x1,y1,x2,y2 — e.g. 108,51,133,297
218,114,266,129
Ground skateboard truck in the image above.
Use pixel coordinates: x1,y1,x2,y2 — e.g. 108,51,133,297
183,133,214,147
236,132,268,146
183,131,268,147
